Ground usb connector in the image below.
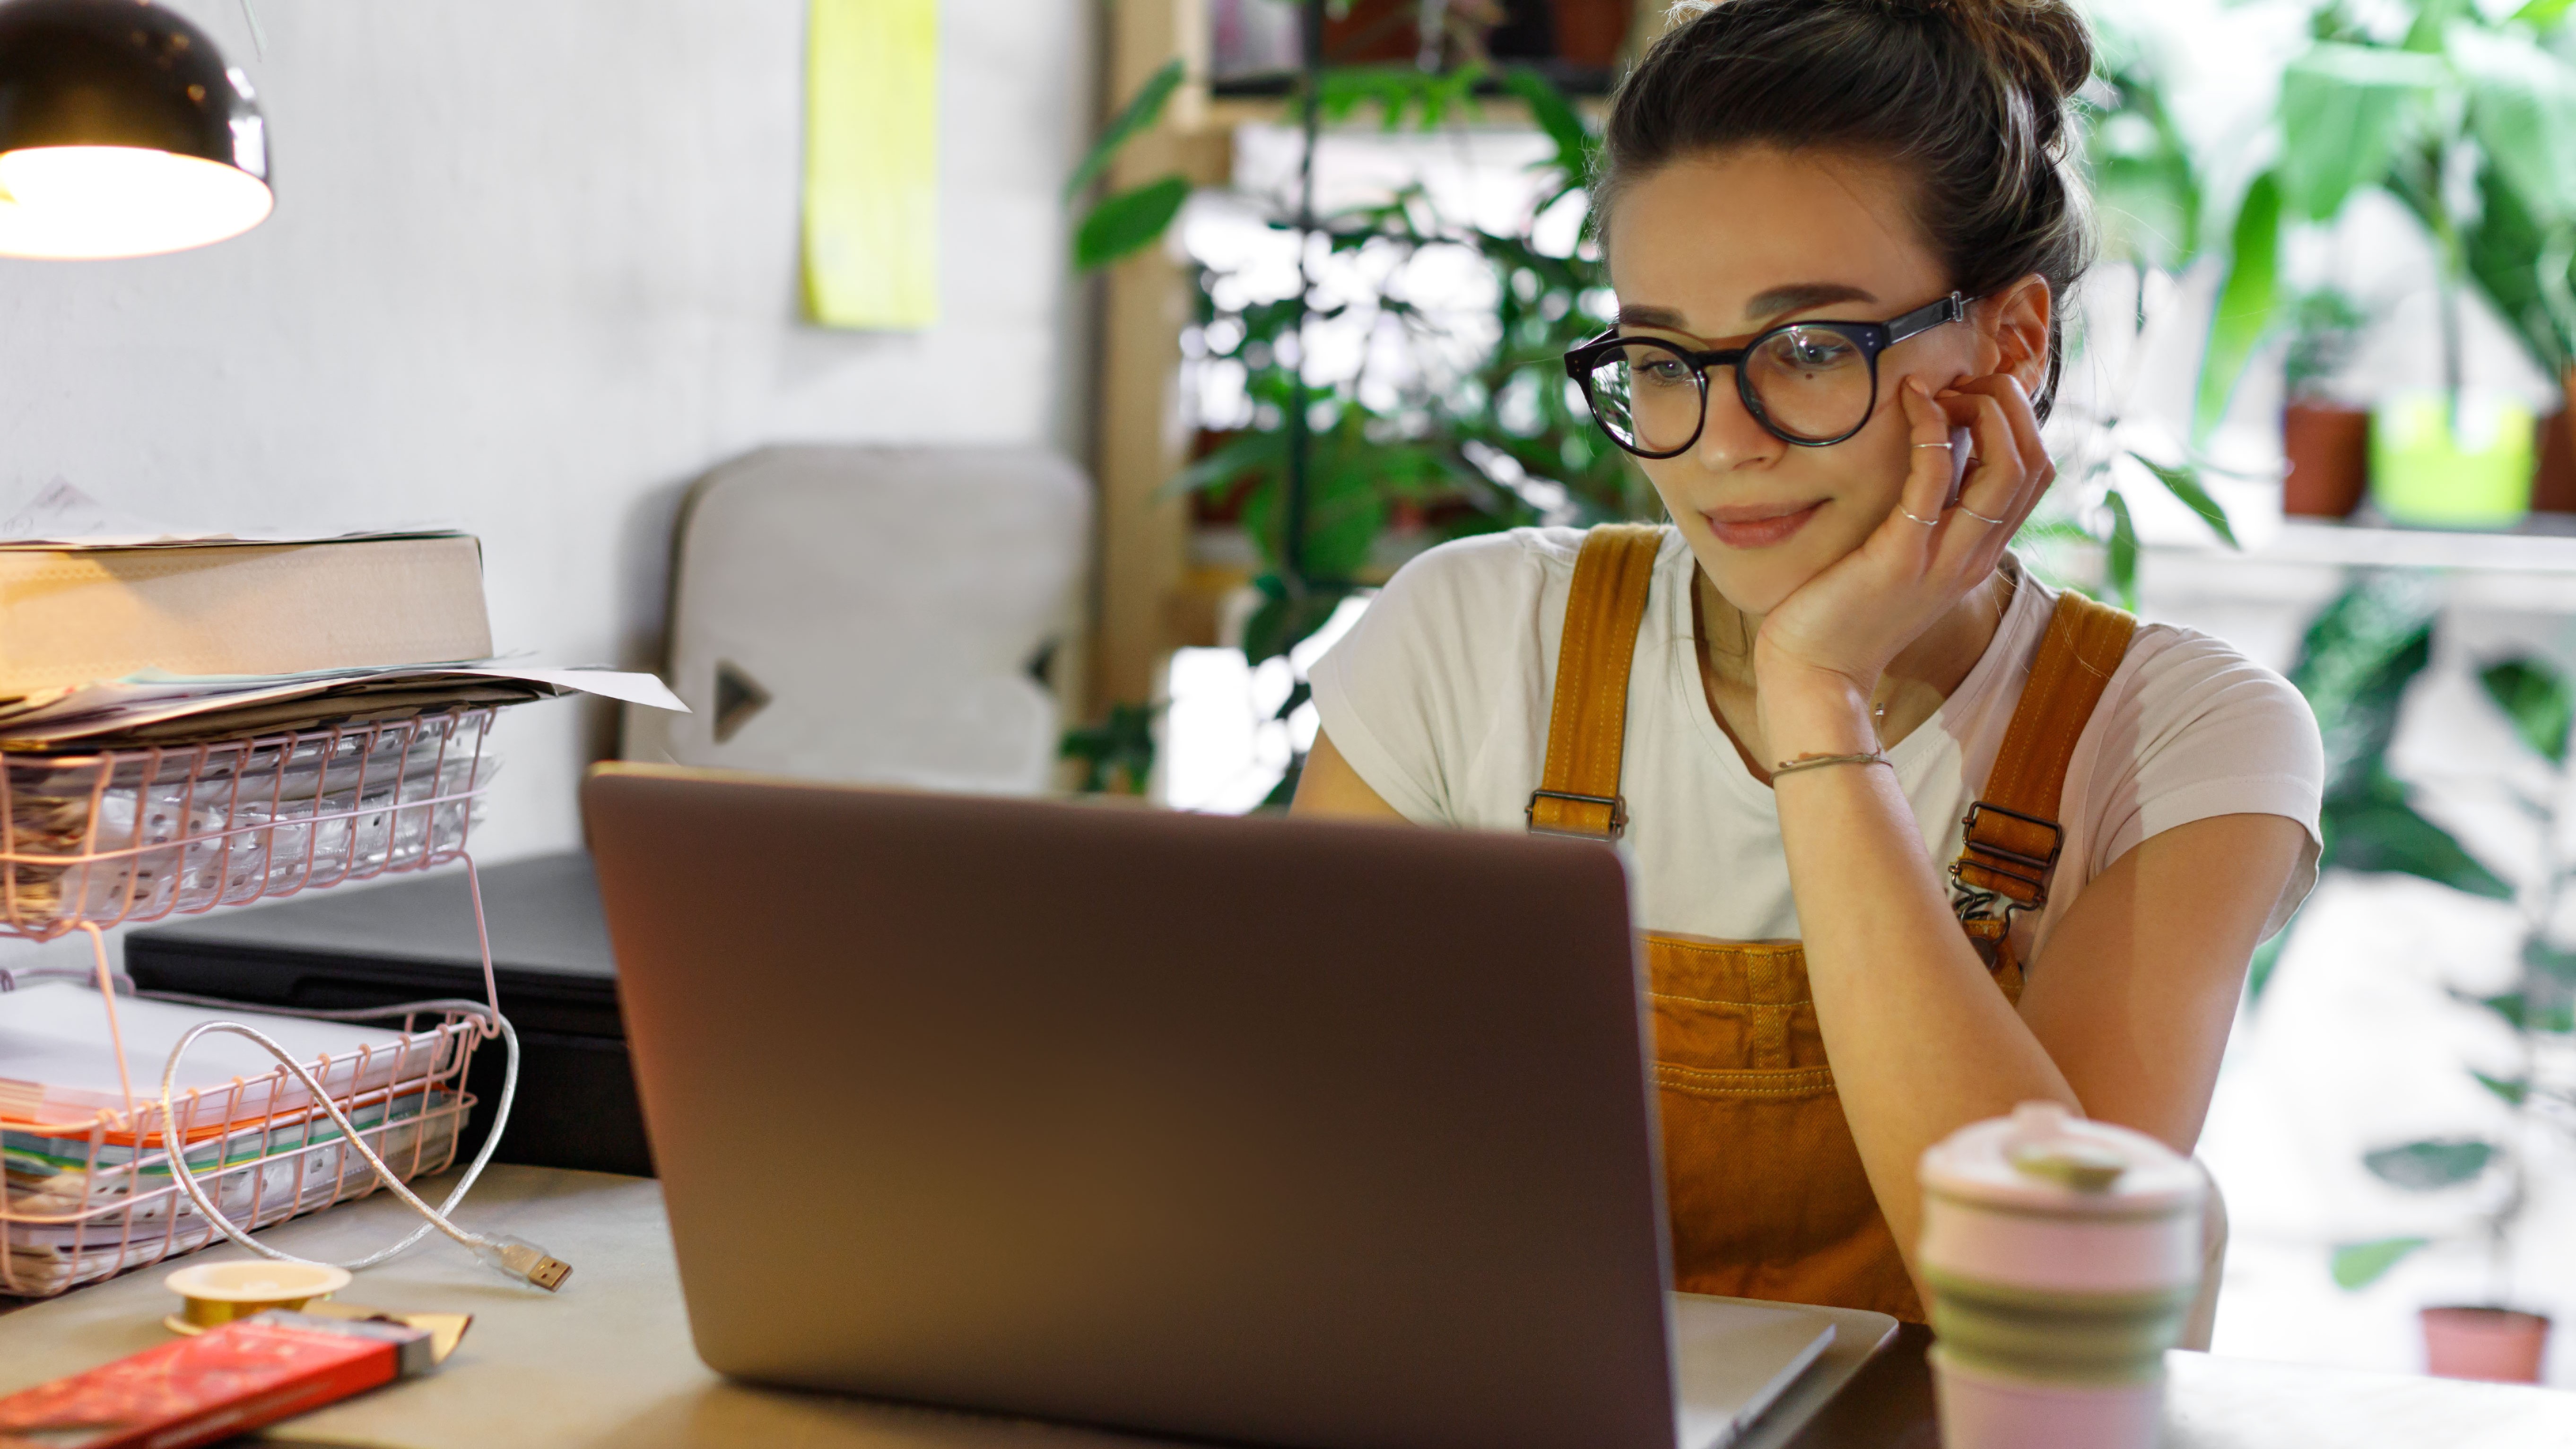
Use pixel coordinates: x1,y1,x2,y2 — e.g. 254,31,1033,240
469,1234,572,1292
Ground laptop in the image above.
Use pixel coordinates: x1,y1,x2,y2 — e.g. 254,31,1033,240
583,764,1861,1449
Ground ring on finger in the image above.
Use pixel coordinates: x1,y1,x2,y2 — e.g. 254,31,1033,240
1896,506,1940,527
1958,504,2006,525
1911,441,1952,450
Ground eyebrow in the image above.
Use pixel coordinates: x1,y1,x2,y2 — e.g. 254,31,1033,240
1615,283,1882,337
1744,282,1878,319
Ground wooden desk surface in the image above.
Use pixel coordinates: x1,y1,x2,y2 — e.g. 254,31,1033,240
1,1166,2567,1448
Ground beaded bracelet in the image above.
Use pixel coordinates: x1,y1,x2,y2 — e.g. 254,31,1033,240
1769,750,1892,778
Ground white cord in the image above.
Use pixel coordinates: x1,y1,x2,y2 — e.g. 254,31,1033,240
152,1000,568,1291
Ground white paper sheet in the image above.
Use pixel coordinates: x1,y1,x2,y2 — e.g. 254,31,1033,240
0,480,463,550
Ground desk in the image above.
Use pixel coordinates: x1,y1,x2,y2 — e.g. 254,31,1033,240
1,1167,2567,1448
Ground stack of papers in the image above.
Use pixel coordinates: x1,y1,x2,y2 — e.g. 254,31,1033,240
0,662,682,747
0,982,459,1132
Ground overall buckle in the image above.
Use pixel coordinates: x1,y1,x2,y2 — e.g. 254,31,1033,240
1526,788,1627,841
1952,801,2063,909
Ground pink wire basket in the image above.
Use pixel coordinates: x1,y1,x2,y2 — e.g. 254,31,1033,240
0,708,496,939
0,707,505,1298
0,1003,484,1298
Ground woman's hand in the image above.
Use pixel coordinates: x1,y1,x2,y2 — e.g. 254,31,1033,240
1749,373,2054,747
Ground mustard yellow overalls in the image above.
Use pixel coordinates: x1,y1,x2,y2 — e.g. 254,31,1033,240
1525,525,2137,1322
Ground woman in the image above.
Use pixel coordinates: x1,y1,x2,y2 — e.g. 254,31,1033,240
1293,0,2324,1323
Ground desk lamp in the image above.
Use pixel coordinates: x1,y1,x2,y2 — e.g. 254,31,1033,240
0,0,269,259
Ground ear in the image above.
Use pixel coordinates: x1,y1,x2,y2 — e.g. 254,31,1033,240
1977,275,2054,392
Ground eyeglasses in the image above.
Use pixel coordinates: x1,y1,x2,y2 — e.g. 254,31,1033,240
1563,293,1967,455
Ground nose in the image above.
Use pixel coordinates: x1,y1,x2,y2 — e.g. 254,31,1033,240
1692,366,1782,471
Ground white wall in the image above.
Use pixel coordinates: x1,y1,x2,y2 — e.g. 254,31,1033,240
0,0,1092,897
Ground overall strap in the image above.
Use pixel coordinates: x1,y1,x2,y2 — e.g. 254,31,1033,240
1951,589,2139,915
1527,524,1665,840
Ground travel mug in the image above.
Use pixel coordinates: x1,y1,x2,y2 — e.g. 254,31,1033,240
1918,1102,2205,1449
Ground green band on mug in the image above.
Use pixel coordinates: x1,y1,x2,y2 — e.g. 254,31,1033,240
1926,1268,2194,1387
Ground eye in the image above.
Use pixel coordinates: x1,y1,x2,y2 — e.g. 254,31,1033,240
1773,330,1859,370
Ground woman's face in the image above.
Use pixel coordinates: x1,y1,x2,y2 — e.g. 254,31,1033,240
1603,146,2010,616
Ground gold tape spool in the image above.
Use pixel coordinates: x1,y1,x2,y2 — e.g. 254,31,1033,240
164,1261,353,1328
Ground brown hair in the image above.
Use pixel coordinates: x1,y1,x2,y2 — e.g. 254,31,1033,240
1596,0,2096,417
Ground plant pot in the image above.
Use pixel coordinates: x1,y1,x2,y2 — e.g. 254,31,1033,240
2534,368,2576,514
2421,1306,2551,1382
2370,392,2535,528
2283,403,2370,518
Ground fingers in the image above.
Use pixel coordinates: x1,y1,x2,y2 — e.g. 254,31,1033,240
1943,374,2053,527
1894,380,1960,538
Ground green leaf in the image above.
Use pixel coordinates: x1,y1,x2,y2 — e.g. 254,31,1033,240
2278,44,2445,224
1165,429,1288,499
2526,936,2576,987
2470,989,2532,1030
1272,678,1313,723
1073,174,1192,270
2332,1236,2431,1289
2104,489,2140,611
2479,657,2575,764
1058,701,1159,795
1415,62,1487,132
2196,173,2281,443
1238,440,1392,584
1064,59,1184,205
2132,453,2240,546
2454,25,2576,233
1240,576,1356,666
2514,0,2576,30
1499,65,1594,192
2474,1070,2532,1105
2363,1137,2498,1191
2323,788,2515,898
2288,575,2440,800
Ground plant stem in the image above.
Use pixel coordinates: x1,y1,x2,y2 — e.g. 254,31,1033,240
1282,0,1323,599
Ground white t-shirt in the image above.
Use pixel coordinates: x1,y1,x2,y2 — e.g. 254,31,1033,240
1309,527,2326,966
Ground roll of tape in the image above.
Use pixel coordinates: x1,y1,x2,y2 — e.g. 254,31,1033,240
164,1262,353,1329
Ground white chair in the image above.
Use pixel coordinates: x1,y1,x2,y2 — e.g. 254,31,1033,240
622,445,1091,795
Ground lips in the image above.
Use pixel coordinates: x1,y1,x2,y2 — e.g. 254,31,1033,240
1699,500,1824,550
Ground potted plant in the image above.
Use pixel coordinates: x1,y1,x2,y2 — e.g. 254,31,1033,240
2300,600,2573,1382
2280,289,2374,518
2192,0,2576,529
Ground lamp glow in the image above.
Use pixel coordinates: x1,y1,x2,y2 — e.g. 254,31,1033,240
0,0,273,260
0,146,272,259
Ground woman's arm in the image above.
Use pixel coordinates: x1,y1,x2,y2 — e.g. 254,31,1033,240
2013,813,2307,1149
1292,730,1409,820
1757,373,2307,1293
1768,686,2302,1284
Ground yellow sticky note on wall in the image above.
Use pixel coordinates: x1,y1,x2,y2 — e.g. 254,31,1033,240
803,0,939,329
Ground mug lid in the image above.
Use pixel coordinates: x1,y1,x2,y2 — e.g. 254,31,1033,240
1920,1102,2203,1215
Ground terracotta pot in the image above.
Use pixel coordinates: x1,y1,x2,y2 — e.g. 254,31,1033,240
2536,369,2576,514
2420,1306,2551,1382
2282,404,2370,519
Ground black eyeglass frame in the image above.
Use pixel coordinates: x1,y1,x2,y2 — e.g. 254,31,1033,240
1562,292,1969,455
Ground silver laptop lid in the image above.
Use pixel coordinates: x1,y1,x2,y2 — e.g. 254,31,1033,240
586,765,1678,1449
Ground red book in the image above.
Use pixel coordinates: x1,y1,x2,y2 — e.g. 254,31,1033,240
0,1310,433,1449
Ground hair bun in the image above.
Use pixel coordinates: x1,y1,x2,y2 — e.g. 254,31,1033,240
1890,0,2094,108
